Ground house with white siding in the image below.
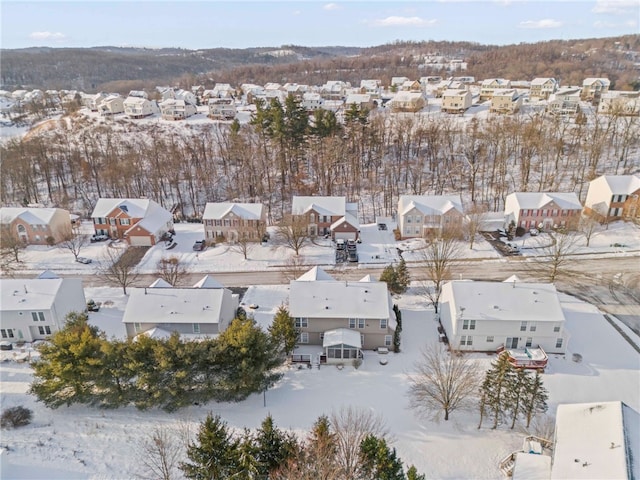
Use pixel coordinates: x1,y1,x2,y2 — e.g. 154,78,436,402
504,192,582,231
397,194,464,238
584,174,640,222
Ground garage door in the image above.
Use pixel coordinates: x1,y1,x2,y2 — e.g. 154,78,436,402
128,235,152,246
333,231,355,241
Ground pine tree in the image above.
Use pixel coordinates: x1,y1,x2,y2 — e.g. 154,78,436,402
236,431,261,480
508,368,528,429
479,352,516,429
359,434,405,480
523,370,549,428
379,264,399,293
268,305,298,357
395,259,410,293
392,304,402,353
254,414,297,477
406,465,426,480
180,413,240,480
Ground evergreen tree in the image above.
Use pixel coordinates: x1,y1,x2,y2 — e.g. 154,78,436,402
180,413,240,480
379,264,400,294
523,370,549,428
395,259,410,293
254,414,297,477
94,338,134,408
392,304,402,353
236,431,261,480
406,465,426,480
479,352,516,429
268,305,298,357
359,434,405,480
508,368,528,429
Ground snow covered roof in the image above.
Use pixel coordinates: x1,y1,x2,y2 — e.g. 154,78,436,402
123,96,149,106
359,274,374,282
441,281,565,329
505,192,582,212
289,278,393,322
91,198,152,219
296,266,334,282
0,207,64,225
322,328,362,348
330,212,359,230
291,196,346,216
512,452,551,480
193,275,224,289
530,77,556,86
125,201,172,236
502,275,522,283
202,202,264,220
583,77,610,87
551,401,639,480
345,93,371,104
1,278,64,311
398,195,463,217
38,270,60,279
149,278,173,288
591,175,640,196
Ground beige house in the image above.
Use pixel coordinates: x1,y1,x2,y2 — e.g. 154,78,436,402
546,87,582,116
441,89,472,113
584,174,640,222
490,89,522,114
202,202,266,242
397,194,464,239
400,80,422,92
208,98,237,120
581,77,610,101
529,77,557,101
597,91,640,116
0,207,72,245
504,192,582,231
123,96,158,118
159,98,197,120
479,78,511,101
388,91,426,112
289,267,397,361
345,93,375,110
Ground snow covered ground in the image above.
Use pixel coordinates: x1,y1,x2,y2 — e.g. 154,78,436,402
1,285,638,479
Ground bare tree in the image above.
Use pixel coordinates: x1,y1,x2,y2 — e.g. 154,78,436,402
330,406,389,479
578,213,602,248
281,255,309,282
0,225,24,275
408,344,480,421
137,426,183,480
99,246,141,294
156,255,187,286
419,232,463,313
532,231,581,282
58,224,88,261
276,215,310,256
229,234,257,260
464,203,489,250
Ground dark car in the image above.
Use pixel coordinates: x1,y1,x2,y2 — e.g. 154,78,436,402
348,251,359,262
347,239,357,251
377,223,387,231
87,299,100,312
76,257,92,264
193,240,206,251
90,234,109,242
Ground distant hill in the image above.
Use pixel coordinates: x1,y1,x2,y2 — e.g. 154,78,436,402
1,35,639,92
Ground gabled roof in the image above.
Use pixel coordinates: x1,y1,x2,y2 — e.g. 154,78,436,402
296,266,334,282
583,77,610,87
531,77,556,86
202,202,263,220
359,274,374,282
149,278,173,288
125,201,172,236
330,212,359,230
193,275,224,289
322,328,362,348
399,194,464,217
505,192,582,211
0,207,64,225
91,198,152,219
38,270,60,279
1,278,64,311
591,175,640,195
292,196,346,216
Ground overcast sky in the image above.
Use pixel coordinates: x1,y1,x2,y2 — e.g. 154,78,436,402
1,1,638,50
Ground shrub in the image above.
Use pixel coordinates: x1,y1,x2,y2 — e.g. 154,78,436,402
1,406,33,429
353,358,362,369
45,236,56,246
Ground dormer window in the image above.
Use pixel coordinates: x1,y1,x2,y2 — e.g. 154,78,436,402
120,205,128,213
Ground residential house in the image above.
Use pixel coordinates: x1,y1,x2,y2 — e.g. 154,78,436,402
123,96,158,119
490,89,522,114
581,77,611,101
397,194,464,239
435,79,465,98
344,93,375,111
597,91,640,116
159,98,197,120
330,213,359,241
479,78,511,101
283,83,308,99
212,83,235,99
504,192,582,231
584,174,640,222
289,267,397,359
202,202,266,242
85,92,108,111
122,275,239,339
441,89,472,113
128,90,148,99
291,196,358,238
529,77,557,101
400,80,422,92
174,89,198,106
360,80,382,97
390,77,409,88
388,91,426,113
320,81,350,101
453,76,475,84
546,87,582,116
0,275,86,343
240,84,264,103
302,92,324,111
208,97,237,120
98,94,124,116
439,280,568,353
0,207,72,245
91,198,173,246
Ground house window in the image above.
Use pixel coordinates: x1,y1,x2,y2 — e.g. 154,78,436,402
299,332,309,344
109,218,117,225
462,319,476,330
294,317,308,328
349,318,365,329
384,335,392,346
486,336,494,343
120,218,131,226
407,216,412,224
460,336,473,346
31,312,45,322
526,337,533,347
520,322,527,332
555,338,563,349
193,323,200,334
415,216,422,224
380,318,388,329
1,329,14,338
38,326,52,335
133,322,142,333
553,325,561,333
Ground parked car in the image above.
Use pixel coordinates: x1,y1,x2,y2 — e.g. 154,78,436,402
193,240,206,251
0,341,13,351
87,299,100,312
377,223,387,231
347,239,357,251
529,228,539,236
90,234,109,242
76,257,92,264
336,239,346,250
348,251,359,262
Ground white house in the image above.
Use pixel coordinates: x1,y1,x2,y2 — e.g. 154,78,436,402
439,280,568,354
479,78,511,101
302,92,324,111
208,97,237,120
202,202,266,242
584,174,640,221
160,98,197,120
98,94,124,116
581,77,610,101
597,90,640,116
0,276,86,343
122,275,239,339
547,87,582,116
123,96,158,118
397,194,464,238
504,192,582,231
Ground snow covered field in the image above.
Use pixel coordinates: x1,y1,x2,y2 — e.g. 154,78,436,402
1,285,638,479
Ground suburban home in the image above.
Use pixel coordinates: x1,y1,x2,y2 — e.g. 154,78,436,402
0,207,72,245
344,93,375,110
435,79,465,98
438,280,568,354
128,90,148,99
122,275,239,339
397,194,464,239
283,83,308,99
0,275,86,343
360,79,382,97
584,174,640,222
98,94,124,116
388,91,426,113
123,96,158,118
479,78,512,101
546,87,582,116
85,92,108,111
208,97,237,120
289,267,397,362
291,196,358,239
390,76,409,88
597,90,640,116
202,202,266,242
529,77,558,101
320,81,350,101
504,192,583,231
212,83,235,99
400,80,422,92
441,89,472,113
91,198,173,246
490,89,522,114
302,92,324,111
581,77,611,101
159,98,197,120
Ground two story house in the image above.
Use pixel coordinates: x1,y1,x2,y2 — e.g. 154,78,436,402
123,96,158,119
529,78,557,101
291,196,358,239
202,202,266,243
547,87,582,116
504,192,582,231
289,267,397,362
479,78,511,101
581,77,610,101
159,98,197,120
441,89,472,114
584,174,640,222
597,91,640,117
98,94,124,116
388,91,426,113
208,97,237,120
439,280,568,354
0,207,72,245
490,89,522,114
91,198,173,246
0,275,86,343
397,194,464,239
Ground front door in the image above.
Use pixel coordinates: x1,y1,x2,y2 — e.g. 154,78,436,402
506,337,518,349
